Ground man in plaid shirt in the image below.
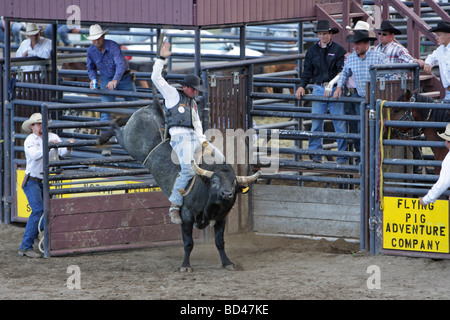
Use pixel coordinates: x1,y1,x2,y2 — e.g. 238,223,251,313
334,30,389,99
374,20,424,67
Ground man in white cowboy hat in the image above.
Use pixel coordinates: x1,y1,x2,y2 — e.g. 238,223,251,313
19,113,73,258
424,21,450,101
295,19,348,164
152,41,225,224
374,20,424,68
15,23,52,72
420,124,450,205
86,24,137,155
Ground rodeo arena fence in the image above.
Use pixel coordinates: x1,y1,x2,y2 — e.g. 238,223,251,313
1,29,450,261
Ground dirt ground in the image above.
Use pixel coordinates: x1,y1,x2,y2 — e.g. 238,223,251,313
1,222,449,300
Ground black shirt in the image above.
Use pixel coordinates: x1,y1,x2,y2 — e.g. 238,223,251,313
299,41,346,89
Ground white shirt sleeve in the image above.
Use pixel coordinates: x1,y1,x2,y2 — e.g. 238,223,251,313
191,103,206,144
151,58,179,108
424,47,440,68
423,151,450,204
15,39,30,58
151,58,206,144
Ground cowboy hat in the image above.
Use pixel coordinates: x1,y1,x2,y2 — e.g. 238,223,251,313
346,29,378,43
21,23,41,36
314,20,339,34
178,74,207,92
346,21,377,38
438,124,450,142
86,24,109,41
22,113,51,134
429,21,450,33
346,20,370,31
375,20,402,35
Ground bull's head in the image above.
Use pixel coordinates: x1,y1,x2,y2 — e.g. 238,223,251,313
190,161,260,227
192,161,260,194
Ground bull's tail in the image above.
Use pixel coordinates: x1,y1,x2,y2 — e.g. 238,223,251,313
96,116,131,146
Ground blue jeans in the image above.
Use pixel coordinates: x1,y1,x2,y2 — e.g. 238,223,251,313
12,22,24,45
309,84,347,162
44,24,73,46
19,179,44,251
445,90,450,101
169,132,201,207
168,131,226,206
100,72,137,122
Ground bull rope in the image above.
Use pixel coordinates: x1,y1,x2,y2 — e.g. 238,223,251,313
142,115,167,166
142,138,168,166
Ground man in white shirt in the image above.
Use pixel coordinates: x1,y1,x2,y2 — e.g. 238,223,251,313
424,21,450,101
15,23,52,72
420,124,450,206
151,41,224,224
19,113,73,258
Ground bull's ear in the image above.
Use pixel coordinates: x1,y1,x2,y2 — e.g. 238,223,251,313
236,185,249,194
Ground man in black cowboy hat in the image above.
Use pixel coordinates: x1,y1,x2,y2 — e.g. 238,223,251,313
424,21,450,100
374,20,424,67
295,19,348,164
334,29,389,99
151,41,225,224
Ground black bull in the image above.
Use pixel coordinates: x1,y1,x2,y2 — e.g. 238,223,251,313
99,103,260,271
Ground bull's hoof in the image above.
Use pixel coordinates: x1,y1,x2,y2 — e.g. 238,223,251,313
224,263,237,271
180,266,193,273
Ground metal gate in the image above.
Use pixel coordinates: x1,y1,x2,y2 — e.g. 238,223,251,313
203,55,366,247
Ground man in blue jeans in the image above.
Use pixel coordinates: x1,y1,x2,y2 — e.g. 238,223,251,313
295,20,347,164
19,113,73,258
86,24,137,156
152,41,225,224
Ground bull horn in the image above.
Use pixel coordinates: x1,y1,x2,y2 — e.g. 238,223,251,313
236,170,261,185
191,161,214,178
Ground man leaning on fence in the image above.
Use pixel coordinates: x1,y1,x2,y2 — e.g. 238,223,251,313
374,20,424,68
86,24,138,156
334,30,389,101
15,23,52,72
295,20,348,164
423,21,450,101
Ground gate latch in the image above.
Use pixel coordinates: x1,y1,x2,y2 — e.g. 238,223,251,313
401,76,407,90
379,78,385,91
210,75,216,88
233,72,239,85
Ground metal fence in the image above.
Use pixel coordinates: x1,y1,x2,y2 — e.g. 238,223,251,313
368,63,450,258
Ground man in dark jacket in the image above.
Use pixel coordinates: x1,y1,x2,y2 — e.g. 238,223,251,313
295,20,347,164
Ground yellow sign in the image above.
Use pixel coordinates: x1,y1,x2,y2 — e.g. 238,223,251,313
16,169,160,219
383,196,449,253
17,169,33,219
